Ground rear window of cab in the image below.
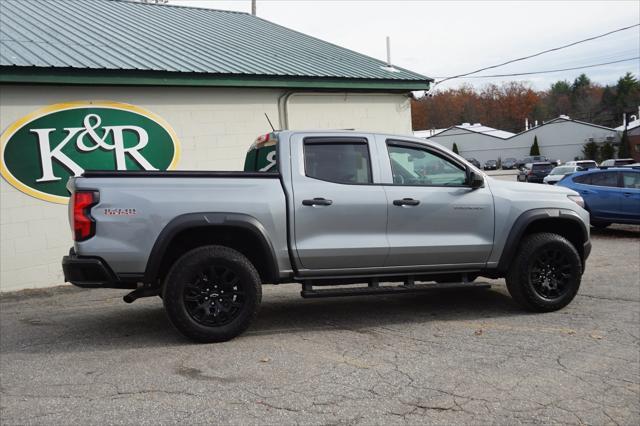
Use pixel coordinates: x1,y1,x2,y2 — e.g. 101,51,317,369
244,133,278,172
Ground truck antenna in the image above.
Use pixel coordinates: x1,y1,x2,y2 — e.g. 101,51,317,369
264,113,276,131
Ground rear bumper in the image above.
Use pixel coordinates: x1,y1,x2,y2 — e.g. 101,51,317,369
62,249,138,289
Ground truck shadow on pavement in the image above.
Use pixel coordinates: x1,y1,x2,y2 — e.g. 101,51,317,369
3,285,521,353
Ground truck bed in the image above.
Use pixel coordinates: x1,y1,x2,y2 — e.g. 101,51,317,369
71,172,289,277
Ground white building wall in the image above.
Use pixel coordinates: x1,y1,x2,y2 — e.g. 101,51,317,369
426,119,618,164
0,85,412,292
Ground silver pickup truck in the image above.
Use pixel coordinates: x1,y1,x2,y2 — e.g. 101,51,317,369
62,131,591,342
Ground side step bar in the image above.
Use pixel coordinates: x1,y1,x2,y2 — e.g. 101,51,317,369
300,281,491,299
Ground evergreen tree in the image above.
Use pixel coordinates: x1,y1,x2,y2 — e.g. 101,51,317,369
582,141,599,161
452,142,459,154
600,142,615,160
618,129,631,158
530,136,540,156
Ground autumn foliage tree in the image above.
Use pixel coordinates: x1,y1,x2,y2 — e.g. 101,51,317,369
412,73,640,132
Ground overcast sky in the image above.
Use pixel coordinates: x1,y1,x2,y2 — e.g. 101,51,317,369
171,0,639,92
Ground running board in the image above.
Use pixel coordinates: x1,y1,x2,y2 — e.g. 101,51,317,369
300,281,491,299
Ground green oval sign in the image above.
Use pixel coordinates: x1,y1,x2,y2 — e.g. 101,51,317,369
1,101,181,203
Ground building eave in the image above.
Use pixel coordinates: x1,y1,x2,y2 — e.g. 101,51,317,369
0,67,432,91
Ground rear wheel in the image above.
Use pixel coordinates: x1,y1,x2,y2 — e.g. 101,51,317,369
506,233,582,312
163,245,261,343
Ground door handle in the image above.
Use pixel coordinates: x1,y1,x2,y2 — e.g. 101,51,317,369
302,197,333,206
623,192,633,197
393,198,420,206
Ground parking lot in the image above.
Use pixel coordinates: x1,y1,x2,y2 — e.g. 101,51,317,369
0,224,638,425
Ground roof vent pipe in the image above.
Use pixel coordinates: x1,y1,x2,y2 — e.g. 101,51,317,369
525,118,529,130
386,36,391,66
251,0,256,16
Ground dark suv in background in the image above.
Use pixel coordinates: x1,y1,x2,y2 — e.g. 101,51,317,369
517,156,547,169
502,158,518,169
517,162,554,183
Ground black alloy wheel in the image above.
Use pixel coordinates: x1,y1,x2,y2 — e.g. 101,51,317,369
506,232,582,312
163,245,261,343
183,265,245,327
529,248,572,300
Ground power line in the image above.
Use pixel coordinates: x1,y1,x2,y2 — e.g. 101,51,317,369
439,57,639,79
433,23,640,86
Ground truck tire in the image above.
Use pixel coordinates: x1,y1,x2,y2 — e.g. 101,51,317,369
162,245,262,343
505,232,582,312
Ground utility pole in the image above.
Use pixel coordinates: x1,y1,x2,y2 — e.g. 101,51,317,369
251,0,256,16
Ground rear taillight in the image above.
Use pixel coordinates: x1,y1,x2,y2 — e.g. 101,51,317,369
72,191,98,241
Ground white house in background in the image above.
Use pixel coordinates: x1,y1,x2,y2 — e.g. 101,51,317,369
415,116,618,164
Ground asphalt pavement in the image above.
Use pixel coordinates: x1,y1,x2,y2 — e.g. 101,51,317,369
1,225,638,425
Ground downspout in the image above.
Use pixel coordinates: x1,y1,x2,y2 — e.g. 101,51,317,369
277,90,296,130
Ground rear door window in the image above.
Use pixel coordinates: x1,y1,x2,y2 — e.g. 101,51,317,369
573,174,592,184
589,172,619,187
304,139,372,184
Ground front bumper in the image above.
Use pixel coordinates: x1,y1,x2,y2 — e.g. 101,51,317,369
583,240,592,262
62,249,137,289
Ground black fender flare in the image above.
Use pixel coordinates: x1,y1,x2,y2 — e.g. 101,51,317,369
143,212,279,284
496,208,589,273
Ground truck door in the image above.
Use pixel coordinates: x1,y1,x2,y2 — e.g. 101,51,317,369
381,139,494,268
291,135,389,270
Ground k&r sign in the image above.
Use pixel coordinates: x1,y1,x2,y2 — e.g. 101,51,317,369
0,102,180,203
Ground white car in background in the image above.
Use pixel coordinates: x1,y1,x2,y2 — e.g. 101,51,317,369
543,165,583,185
564,160,598,170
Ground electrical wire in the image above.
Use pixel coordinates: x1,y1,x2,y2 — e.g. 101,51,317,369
436,57,639,79
433,23,640,86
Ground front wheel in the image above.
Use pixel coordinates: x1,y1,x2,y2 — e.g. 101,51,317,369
506,233,582,312
163,245,262,343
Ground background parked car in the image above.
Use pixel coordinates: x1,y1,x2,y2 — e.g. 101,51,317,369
483,159,498,170
557,168,640,228
543,165,582,185
565,160,598,170
516,155,547,169
466,157,481,168
600,158,635,168
517,162,554,183
501,157,518,169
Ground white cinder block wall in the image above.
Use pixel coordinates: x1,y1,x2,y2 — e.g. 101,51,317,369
0,85,411,291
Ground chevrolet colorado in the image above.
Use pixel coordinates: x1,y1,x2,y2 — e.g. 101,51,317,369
62,131,591,342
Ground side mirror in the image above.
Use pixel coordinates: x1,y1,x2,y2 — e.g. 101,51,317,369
469,171,484,189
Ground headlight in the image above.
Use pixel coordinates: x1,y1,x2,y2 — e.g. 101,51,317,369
567,195,585,208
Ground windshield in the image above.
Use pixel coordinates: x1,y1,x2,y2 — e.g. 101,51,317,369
550,166,575,175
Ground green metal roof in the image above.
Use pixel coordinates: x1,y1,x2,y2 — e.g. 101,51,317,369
0,0,432,90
